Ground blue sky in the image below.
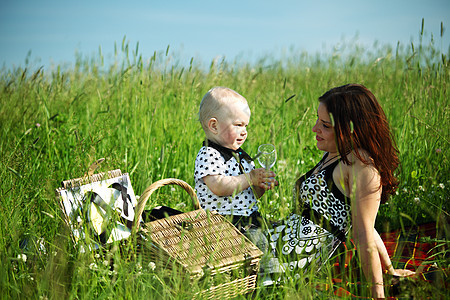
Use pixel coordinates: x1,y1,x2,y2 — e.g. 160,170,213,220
0,0,449,70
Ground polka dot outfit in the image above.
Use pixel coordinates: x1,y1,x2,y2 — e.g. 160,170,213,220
194,143,258,217
266,155,351,273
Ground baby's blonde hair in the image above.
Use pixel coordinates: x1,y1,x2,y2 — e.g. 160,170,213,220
198,87,248,132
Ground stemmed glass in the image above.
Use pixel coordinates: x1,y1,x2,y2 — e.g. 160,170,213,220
257,144,277,170
257,144,276,188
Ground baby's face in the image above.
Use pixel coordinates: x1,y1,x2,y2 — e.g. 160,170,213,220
214,101,250,150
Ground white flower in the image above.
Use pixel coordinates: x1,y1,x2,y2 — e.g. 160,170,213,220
136,263,142,271
89,263,98,270
418,186,424,191
17,254,27,262
148,262,156,271
171,187,176,192
274,193,279,199
413,197,420,204
439,183,445,189
103,260,109,267
176,202,186,209
198,269,204,277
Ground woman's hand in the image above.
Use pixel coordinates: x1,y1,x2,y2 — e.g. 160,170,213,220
389,267,416,277
373,229,416,278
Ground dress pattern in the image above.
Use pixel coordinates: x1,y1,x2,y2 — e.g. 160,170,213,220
267,157,351,273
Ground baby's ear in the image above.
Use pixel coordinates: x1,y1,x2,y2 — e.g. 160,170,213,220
208,118,218,134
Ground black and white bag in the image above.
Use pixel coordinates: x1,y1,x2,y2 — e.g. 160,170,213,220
57,170,137,248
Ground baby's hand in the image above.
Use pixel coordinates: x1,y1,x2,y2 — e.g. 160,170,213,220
250,168,278,190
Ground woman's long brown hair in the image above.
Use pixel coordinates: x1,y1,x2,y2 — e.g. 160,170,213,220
319,84,399,203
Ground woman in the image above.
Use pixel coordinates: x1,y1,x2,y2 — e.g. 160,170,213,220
267,84,414,298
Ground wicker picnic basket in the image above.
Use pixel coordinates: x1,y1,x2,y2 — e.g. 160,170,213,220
134,178,263,299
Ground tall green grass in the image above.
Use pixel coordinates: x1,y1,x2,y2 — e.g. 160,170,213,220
1,21,448,299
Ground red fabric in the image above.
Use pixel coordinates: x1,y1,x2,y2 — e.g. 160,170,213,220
380,222,440,280
317,222,446,298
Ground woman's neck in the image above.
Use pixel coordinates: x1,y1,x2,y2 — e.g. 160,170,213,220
316,152,340,173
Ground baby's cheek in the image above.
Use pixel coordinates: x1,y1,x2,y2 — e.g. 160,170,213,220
235,127,245,135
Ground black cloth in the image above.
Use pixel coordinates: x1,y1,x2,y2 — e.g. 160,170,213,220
203,140,253,174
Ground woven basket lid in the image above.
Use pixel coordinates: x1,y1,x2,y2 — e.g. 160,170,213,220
141,209,263,276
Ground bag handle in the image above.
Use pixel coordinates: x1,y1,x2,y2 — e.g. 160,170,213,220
133,178,199,233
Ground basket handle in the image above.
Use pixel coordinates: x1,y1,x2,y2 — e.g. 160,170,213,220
133,178,200,231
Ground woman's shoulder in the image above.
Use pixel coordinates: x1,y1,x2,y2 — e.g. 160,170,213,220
343,149,374,166
340,149,379,180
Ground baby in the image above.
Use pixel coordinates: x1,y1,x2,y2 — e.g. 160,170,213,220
194,86,277,231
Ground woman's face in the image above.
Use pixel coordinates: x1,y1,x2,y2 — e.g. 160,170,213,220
312,102,338,154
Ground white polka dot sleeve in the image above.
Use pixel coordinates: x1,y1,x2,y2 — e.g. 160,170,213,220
194,146,258,216
194,147,227,179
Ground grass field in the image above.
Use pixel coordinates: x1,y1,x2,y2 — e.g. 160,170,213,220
1,25,449,299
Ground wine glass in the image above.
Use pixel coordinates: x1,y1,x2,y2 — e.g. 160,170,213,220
257,144,277,170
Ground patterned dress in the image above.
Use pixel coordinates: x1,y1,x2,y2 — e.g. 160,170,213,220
266,155,351,273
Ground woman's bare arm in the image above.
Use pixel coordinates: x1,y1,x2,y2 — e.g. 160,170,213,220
348,156,385,298
374,228,416,277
